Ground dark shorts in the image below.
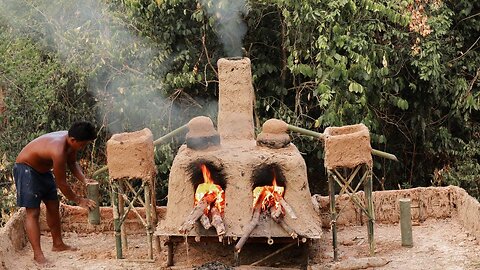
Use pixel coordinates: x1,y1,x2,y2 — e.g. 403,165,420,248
13,163,58,208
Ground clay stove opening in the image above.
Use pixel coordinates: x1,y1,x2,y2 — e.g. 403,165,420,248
188,159,227,192
249,163,293,223
251,163,286,190
179,159,228,240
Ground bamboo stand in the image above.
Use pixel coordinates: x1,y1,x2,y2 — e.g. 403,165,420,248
111,178,155,260
328,164,375,260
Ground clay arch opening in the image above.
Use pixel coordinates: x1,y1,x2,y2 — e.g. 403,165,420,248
187,160,227,191
250,163,288,216
251,163,287,190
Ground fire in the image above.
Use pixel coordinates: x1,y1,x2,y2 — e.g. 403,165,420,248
194,164,225,214
252,174,285,211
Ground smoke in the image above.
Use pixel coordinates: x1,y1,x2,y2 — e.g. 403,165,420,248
0,0,179,135
200,0,248,57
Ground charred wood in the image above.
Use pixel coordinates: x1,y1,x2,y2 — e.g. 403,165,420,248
179,198,209,234
274,193,297,219
200,213,212,230
211,206,226,242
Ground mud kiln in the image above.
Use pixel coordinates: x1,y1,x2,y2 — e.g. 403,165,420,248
155,57,322,266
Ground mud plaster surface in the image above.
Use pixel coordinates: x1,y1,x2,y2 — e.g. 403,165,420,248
256,119,291,148
157,140,323,239
216,58,255,141
106,128,156,181
186,116,218,138
323,124,372,170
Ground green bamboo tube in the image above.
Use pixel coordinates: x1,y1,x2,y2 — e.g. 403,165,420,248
400,198,413,247
111,184,123,259
144,183,153,260
328,171,338,261
118,181,128,250
152,124,188,146
364,167,375,255
286,124,399,161
92,124,189,178
87,181,100,225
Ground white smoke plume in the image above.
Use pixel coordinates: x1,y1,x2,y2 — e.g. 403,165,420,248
0,0,179,134
200,0,248,57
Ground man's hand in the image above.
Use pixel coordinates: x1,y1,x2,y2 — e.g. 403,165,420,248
78,197,96,211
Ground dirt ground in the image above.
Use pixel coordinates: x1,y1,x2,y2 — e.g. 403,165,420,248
5,217,479,270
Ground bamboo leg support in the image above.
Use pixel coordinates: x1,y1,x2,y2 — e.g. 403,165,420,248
145,183,154,260
328,171,338,261
118,180,128,250
111,183,123,259
364,166,375,255
328,164,375,260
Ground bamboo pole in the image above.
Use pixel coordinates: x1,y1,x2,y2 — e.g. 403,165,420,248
328,171,338,261
87,181,100,225
286,124,398,161
250,242,297,266
144,182,154,260
400,198,413,247
118,181,127,250
364,166,375,256
92,124,189,178
111,183,123,259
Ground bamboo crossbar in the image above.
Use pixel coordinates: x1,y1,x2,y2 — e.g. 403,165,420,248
286,124,398,161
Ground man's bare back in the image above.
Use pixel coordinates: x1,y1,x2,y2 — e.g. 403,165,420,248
16,131,69,173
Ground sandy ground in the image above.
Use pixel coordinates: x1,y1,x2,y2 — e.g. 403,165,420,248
6,218,479,270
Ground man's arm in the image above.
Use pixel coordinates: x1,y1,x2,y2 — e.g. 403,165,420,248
67,151,88,184
53,153,95,210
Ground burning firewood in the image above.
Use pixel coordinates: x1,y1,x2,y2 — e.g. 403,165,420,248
211,206,226,242
270,204,298,239
179,196,211,234
273,193,297,219
179,164,226,237
235,204,262,253
200,213,212,230
235,177,300,252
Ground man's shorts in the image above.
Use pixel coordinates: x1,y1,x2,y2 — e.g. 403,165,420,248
13,163,58,208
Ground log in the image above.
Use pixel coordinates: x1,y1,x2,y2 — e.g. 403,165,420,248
200,214,212,230
270,205,297,239
235,206,262,253
179,198,209,234
211,206,226,242
323,257,391,270
274,193,297,219
277,219,298,239
270,203,284,221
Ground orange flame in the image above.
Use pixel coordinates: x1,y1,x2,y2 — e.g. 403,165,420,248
194,164,225,214
252,173,285,211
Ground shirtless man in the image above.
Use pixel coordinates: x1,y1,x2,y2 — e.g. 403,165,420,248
14,121,97,266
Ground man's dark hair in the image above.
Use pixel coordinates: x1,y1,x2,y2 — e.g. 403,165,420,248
68,121,97,141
